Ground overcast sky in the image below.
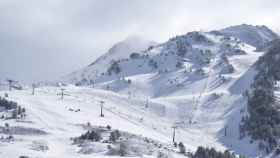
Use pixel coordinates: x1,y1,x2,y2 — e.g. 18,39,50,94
0,0,279,83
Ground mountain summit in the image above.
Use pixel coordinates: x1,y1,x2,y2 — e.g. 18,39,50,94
89,35,157,67
64,35,156,84
218,24,279,48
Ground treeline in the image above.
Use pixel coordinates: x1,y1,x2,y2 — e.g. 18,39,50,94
0,97,26,119
190,146,240,158
0,97,17,110
240,40,280,153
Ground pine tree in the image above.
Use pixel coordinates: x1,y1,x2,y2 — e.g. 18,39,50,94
12,108,18,119
119,141,128,156
109,130,121,142
178,142,186,154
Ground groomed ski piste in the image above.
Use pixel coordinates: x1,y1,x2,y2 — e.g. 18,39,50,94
0,39,266,157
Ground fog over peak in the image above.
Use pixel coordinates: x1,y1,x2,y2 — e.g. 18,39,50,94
0,0,279,83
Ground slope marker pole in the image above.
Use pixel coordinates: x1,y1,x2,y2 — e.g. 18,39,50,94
100,100,105,117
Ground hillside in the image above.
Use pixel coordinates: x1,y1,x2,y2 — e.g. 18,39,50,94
65,24,278,90
241,39,280,155
64,36,156,85
0,25,279,158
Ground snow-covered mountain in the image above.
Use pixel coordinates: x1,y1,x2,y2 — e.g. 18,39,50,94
60,24,280,157
1,25,280,158
90,36,157,67
64,36,157,85
64,24,279,90
218,24,279,49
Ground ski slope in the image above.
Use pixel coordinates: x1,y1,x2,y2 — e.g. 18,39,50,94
0,86,239,157
0,44,263,157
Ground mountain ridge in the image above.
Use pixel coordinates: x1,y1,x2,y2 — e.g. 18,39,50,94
64,24,278,88
218,24,279,49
